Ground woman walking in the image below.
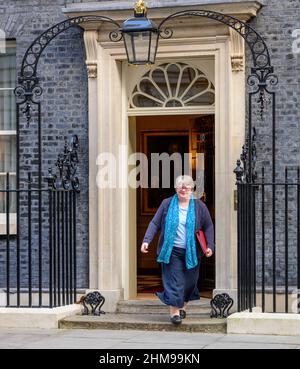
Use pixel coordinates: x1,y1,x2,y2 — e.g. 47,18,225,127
140,175,215,325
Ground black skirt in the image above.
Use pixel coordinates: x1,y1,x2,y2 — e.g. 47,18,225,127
155,246,200,308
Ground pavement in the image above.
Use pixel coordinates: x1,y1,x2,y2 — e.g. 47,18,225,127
0,328,300,349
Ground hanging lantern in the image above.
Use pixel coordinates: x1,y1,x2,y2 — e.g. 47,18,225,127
120,1,159,65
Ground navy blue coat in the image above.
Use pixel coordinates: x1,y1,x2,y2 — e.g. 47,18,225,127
142,196,215,260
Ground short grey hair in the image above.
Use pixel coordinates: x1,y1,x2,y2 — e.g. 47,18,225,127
174,175,195,189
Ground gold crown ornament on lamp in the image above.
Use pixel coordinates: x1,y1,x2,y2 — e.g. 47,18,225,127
119,0,159,65
134,0,147,17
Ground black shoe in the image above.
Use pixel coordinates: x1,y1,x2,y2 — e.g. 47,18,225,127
179,309,186,319
170,315,182,325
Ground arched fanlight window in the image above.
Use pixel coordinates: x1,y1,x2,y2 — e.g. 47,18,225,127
129,62,215,109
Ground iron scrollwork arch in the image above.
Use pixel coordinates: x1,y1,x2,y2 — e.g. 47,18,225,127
158,10,271,69
20,16,121,80
14,16,122,124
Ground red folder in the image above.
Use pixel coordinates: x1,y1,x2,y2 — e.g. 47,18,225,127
195,229,208,256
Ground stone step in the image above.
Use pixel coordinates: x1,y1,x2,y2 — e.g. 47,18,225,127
116,299,212,315
59,313,226,333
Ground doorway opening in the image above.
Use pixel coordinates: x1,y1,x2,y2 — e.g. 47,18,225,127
134,114,215,299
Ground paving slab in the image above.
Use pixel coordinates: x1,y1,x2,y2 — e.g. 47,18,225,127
203,342,299,349
124,331,225,345
218,334,300,345
107,342,207,349
0,328,300,349
20,337,121,350
60,328,143,340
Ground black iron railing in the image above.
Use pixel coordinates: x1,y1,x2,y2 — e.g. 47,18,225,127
0,174,77,307
1,180,78,307
48,187,78,307
236,164,300,314
0,136,80,308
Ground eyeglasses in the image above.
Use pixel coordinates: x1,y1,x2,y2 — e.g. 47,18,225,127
176,185,192,190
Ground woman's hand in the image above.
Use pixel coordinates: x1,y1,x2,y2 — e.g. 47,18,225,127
141,242,149,253
206,248,213,257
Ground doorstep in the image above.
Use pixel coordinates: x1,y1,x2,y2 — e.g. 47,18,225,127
59,299,226,333
59,313,227,333
116,298,212,314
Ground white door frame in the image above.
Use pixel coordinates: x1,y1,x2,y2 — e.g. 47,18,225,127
84,33,245,311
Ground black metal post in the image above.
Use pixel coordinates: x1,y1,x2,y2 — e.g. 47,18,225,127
16,186,20,307
237,183,243,311
243,183,247,311
16,103,20,307
285,167,289,313
272,180,276,312
57,191,61,306
69,191,73,303
73,191,77,302
246,183,250,311
27,173,32,306
61,191,65,306
261,168,265,312
252,184,257,308
6,173,10,307
49,188,53,308
65,191,69,305
238,185,245,311
298,167,300,314
53,190,57,307
38,106,42,307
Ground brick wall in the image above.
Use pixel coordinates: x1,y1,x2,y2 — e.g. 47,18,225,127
246,0,300,287
0,0,90,290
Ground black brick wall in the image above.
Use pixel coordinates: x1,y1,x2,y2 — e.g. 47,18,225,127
246,0,300,288
0,0,89,290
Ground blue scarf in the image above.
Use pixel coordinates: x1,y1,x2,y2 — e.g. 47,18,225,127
157,193,198,269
